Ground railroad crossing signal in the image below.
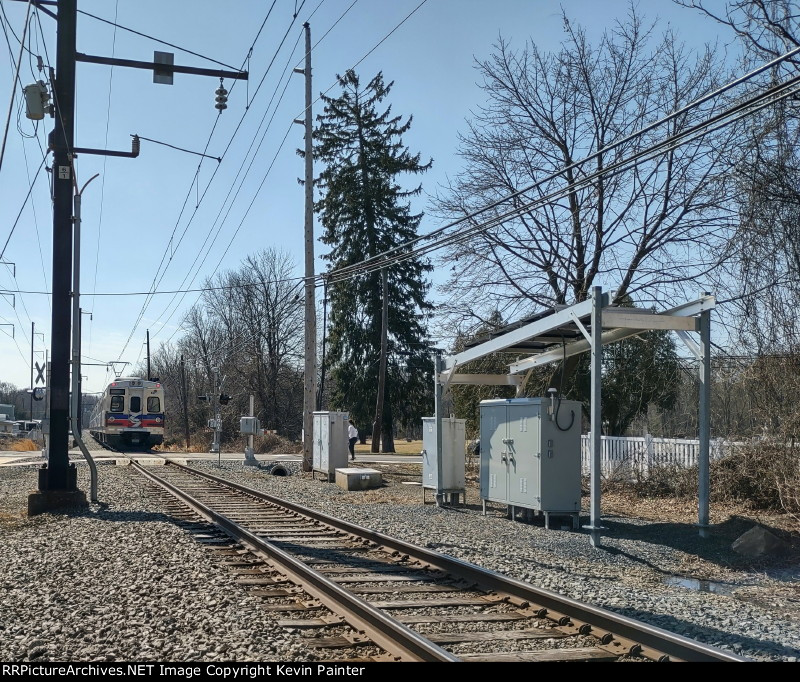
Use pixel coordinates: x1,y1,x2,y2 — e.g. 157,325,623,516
35,361,45,385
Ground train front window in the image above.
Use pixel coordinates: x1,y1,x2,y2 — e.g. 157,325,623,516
130,396,141,413
147,397,160,413
110,396,124,412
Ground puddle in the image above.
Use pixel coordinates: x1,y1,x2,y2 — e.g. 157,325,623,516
663,576,738,596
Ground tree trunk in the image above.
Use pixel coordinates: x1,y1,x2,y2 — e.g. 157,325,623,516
371,268,389,453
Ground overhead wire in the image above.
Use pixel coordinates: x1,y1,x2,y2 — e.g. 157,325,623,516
149,0,429,345
87,0,119,359
0,2,50,313
77,8,242,71
150,32,306,342
319,46,800,285
115,0,292,361
0,0,31,173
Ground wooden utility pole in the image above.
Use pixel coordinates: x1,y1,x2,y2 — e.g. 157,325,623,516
372,268,389,453
295,23,316,472
180,355,190,449
146,329,151,380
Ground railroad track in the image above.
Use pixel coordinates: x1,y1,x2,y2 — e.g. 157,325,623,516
133,460,748,663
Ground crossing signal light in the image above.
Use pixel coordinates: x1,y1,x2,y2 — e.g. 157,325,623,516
219,393,231,405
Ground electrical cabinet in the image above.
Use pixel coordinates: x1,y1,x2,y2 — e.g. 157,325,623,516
421,417,466,502
312,411,349,480
479,397,582,528
239,416,260,435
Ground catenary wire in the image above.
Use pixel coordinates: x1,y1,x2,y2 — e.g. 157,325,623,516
149,0,431,345
321,50,800,285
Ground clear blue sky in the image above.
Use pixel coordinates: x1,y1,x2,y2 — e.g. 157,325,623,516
0,0,729,394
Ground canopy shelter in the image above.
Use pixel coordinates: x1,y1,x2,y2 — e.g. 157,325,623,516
433,287,715,547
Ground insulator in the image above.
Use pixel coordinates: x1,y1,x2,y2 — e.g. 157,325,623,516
131,135,140,157
215,95,227,103
215,87,228,96
215,102,227,111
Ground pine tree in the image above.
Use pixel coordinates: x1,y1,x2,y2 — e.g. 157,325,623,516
313,70,433,452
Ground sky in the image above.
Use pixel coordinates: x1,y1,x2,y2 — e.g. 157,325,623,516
0,0,731,395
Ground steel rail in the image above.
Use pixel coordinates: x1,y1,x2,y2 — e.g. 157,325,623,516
131,460,459,662
160,459,749,663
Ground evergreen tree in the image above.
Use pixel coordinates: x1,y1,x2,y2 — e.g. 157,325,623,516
312,70,433,451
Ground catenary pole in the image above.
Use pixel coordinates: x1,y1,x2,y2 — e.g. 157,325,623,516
32,0,84,509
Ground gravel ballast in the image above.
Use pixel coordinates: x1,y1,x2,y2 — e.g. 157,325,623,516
1,458,798,663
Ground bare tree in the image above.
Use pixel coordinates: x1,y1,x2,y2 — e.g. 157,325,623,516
202,249,304,438
433,7,736,331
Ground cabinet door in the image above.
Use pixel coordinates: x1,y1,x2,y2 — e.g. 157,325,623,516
507,402,541,507
319,418,329,470
480,406,508,503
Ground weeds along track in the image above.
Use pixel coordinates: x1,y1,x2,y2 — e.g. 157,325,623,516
133,460,748,663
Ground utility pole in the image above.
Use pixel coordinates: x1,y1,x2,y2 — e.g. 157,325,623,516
372,267,389,453
211,366,221,460
146,329,151,380
180,355,190,450
294,23,315,472
29,0,85,514
30,321,34,419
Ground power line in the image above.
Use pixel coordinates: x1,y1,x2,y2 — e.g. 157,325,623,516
87,0,119,360
114,0,299,361
149,34,306,341
77,8,242,71
0,274,307,296
320,46,800,286
0,152,47,261
0,0,32,173
148,0,432,344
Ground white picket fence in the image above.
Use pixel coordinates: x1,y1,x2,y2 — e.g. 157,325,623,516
580,434,740,477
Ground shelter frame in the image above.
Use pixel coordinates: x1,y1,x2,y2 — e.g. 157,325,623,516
434,286,715,547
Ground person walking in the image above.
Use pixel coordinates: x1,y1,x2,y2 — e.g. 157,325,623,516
348,419,358,461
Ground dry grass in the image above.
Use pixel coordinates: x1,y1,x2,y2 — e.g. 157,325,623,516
8,439,38,452
153,442,208,453
356,439,423,455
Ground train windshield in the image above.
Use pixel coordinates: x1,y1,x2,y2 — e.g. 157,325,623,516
130,396,141,413
147,397,160,413
110,396,124,412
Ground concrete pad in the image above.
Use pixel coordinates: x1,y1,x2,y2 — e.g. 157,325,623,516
335,467,382,491
28,489,88,515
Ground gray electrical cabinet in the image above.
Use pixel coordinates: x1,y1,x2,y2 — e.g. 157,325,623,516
312,411,349,480
421,417,466,503
479,397,582,528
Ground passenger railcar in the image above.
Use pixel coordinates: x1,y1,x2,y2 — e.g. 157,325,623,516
89,377,165,450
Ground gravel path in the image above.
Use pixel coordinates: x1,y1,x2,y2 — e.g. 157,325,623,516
1,459,798,663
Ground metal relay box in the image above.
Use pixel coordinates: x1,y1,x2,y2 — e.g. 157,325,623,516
239,416,260,435
479,397,582,527
421,416,466,502
312,411,349,480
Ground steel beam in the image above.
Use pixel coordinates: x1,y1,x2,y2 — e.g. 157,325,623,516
509,295,716,374
443,297,599,371
439,373,523,387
